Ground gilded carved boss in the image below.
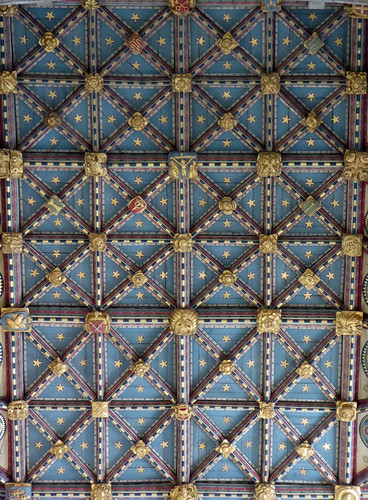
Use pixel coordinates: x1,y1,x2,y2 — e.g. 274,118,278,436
261,74,280,95
257,152,282,176
0,5,19,15
172,74,192,92
343,150,368,180
130,359,150,378
303,32,324,54
216,33,238,55
128,112,148,131
50,440,69,459
48,357,67,377
335,486,361,500
170,308,198,335
91,484,112,500
173,233,193,252
216,439,235,458
2,233,23,254
89,233,107,252
8,400,29,420
39,32,59,52
219,359,235,375
295,441,314,460
346,71,367,95
257,309,281,333
43,112,61,128
0,71,17,94
130,440,149,458
341,234,363,257
84,152,107,177
296,361,315,379
85,311,111,334
259,234,278,254
174,403,192,421
0,149,23,178
219,197,237,215
301,111,322,132
129,271,148,288
259,401,275,419
219,270,237,287
46,268,66,288
218,112,237,131
91,401,109,418
85,73,104,93
170,484,197,500
335,311,363,336
169,0,196,15
254,483,276,500
298,269,320,290
336,401,357,422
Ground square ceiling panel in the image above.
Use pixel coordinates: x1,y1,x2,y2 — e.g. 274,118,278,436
0,1,367,500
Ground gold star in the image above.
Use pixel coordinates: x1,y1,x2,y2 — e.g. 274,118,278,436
137,335,144,343
279,442,286,450
138,417,145,424
54,218,62,227
33,359,42,367
72,36,81,46
56,333,64,341
53,250,61,258
134,176,143,184
306,137,315,147
309,12,317,20
307,61,316,71
137,385,144,393
30,269,39,277
105,37,115,46
301,417,309,426
332,115,340,124
305,178,314,187
77,271,85,279
111,198,119,206
223,417,231,424
57,467,65,474
322,442,331,451
326,272,334,280
158,36,166,46
223,61,232,70
247,115,256,124
132,61,140,70
222,464,229,472
112,271,120,279
76,198,84,206
303,335,311,343
115,441,123,449
199,271,206,279
281,360,289,368
160,360,168,368
20,35,28,44
197,36,205,46
334,37,343,47
79,359,87,366
223,250,230,258
80,442,88,449
302,384,309,392
131,13,140,21
282,115,291,124
197,115,205,124
307,93,315,102
299,468,307,476
199,442,207,449
247,199,256,207
161,441,169,448
245,441,252,448
23,114,32,123
199,359,207,367
160,197,168,205
222,139,231,147
223,91,231,99
45,11,55,20
250,37,258,47
35,441,43,449
133,92,142,101
57,417,65,425
114,360,122,369
56,384,64,392
47,61,56,70
138,466,144,474
248,272,255,279
281,272,289,280
304,292,312,300
282,36,291,46
223,291,231,299
331,200,339,208
74,114,83,123
222,335,231,343
281,199,289,207
160,271,168,279
50,137,59,146
223,13,232,21
48,90,57,99
223,384,230,392
53,292,61,299
223,219,231,227
107,115,116,124
305,251,312,259
135,220,143,228
247,360,255,368
305,220,313,228
136,292,144,299
199,198,207,207
224,177,231,184
136,251,144,259
134,138,142,146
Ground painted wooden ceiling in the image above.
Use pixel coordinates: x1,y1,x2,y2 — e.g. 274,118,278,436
1,0,368,499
